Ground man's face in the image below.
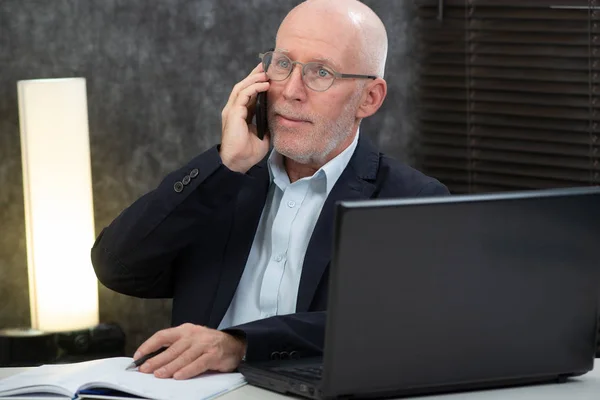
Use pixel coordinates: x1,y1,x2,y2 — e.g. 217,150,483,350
266,16,364,165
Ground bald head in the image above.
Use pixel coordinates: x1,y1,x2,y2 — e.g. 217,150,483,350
267,0,389,167
277,0,388,77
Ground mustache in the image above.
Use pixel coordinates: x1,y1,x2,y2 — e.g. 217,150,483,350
269,104,315,123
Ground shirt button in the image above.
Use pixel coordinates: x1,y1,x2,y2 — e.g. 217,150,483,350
275,254,284,262
287,200,296,208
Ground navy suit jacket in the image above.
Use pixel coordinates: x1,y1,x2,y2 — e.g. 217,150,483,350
91,135,449,361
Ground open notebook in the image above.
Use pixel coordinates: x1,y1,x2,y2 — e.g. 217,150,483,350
0,357,246,400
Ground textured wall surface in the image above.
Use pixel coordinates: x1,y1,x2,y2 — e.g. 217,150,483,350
0,0,420,355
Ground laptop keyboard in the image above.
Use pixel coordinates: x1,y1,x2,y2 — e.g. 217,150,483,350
270,365,323,381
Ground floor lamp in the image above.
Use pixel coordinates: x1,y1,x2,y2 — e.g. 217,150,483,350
0,78,122,366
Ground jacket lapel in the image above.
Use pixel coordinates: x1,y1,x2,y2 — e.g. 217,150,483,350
296,136,380,312
207,162,270,328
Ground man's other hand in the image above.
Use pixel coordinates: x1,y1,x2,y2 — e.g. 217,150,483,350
133,323,247,380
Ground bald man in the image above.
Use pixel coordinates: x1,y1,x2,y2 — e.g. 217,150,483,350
91,0,448,380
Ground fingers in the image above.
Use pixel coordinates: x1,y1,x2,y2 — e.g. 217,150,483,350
173,353,213,380
222,72,268,127
134,327,181,360
221,63,269,140
225,63,264,104
229,63,268,101
225,71,268,113
235,82,270,108
156,346,207,379
139,338,190,374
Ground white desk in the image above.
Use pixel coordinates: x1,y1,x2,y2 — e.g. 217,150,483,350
2,367,600,399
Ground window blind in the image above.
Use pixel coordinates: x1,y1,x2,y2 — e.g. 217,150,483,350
415,0,600,194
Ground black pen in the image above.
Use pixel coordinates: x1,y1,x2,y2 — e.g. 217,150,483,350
125,346,168,370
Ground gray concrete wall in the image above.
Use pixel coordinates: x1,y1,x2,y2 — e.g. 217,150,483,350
0,0,420,355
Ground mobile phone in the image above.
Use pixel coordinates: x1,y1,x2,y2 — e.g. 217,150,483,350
255,91,268,140
254,48,274,140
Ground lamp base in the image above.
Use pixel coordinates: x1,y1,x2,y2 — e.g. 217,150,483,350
0,328,58,367
55,323,126,363
0,323,126,367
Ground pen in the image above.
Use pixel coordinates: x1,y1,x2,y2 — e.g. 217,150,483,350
125,346,168,370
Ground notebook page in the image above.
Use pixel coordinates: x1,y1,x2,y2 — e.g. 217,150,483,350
0,359,106,398
79,359,246,400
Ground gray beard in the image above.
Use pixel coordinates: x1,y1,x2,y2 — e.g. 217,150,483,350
268,91,362,165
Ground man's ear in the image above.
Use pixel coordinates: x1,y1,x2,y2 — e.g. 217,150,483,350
356,78,387,119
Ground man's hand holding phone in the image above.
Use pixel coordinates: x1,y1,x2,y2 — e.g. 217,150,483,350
219,63,271,174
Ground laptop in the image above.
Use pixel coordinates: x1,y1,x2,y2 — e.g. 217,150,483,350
238,186,600,399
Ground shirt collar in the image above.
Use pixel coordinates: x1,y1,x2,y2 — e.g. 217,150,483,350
267,127,360,194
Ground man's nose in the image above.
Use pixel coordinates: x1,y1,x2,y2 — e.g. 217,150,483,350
282,64,307,102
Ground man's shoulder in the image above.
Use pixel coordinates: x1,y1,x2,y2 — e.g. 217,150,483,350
375,153,450,197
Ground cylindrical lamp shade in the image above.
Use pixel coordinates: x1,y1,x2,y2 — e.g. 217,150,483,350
17,78,99,332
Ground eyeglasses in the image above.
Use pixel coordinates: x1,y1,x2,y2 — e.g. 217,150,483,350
258,51,377,92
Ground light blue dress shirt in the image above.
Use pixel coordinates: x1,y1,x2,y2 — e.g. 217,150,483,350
218,130,360,329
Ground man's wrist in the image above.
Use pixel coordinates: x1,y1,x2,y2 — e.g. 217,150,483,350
219,151,250,174
222,329,248,361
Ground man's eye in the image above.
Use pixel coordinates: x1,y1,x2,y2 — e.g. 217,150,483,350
277,60,290,68
318,68,330,77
